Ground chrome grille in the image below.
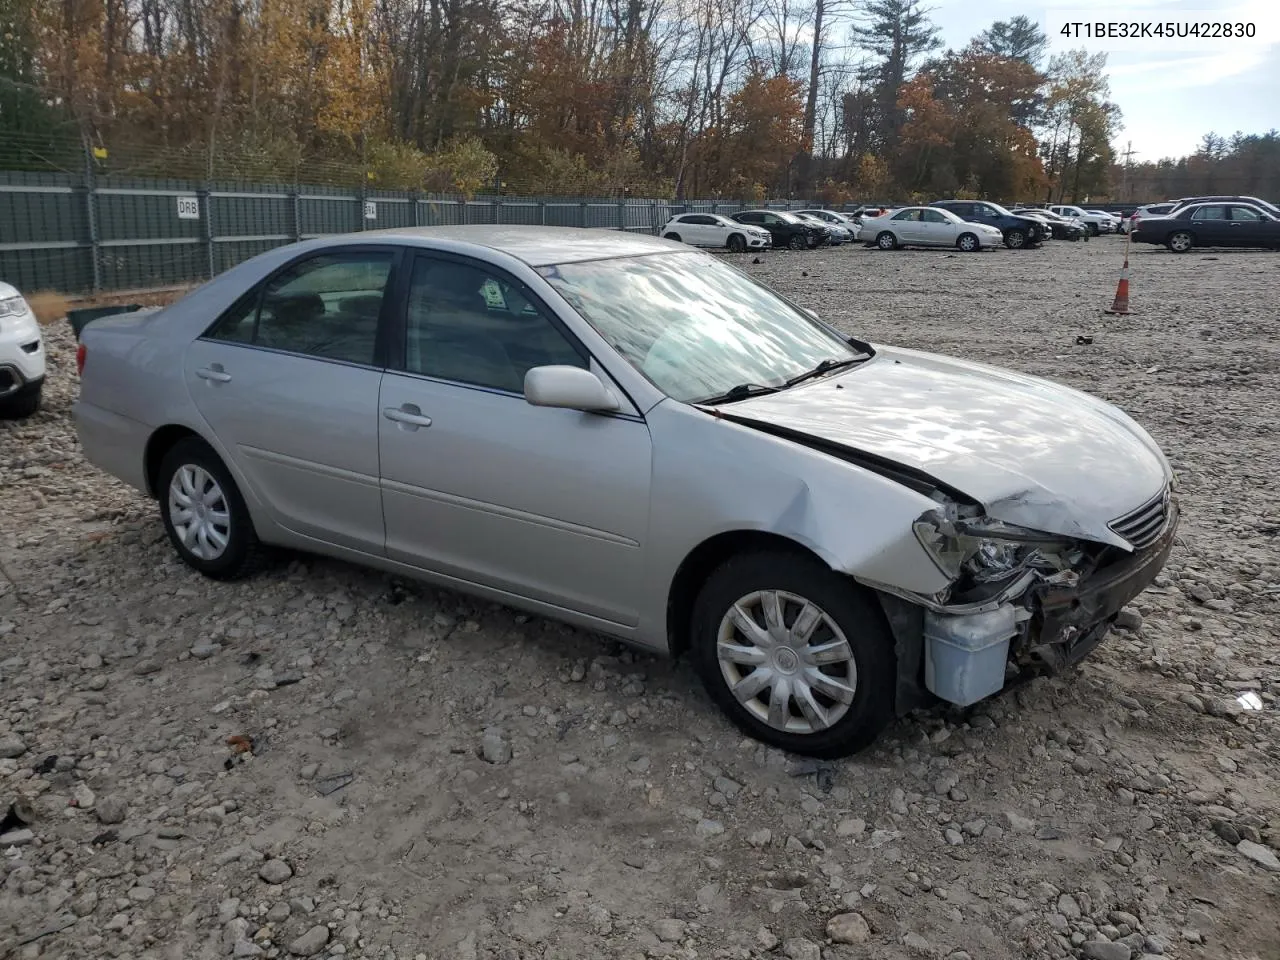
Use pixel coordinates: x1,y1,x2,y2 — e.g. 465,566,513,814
1109,487,1172,549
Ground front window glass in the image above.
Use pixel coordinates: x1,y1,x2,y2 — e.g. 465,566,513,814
538,252,863,403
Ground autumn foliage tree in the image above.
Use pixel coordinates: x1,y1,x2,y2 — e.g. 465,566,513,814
4,0,1273,200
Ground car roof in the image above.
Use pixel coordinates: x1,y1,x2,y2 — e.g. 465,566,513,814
324,225,677,267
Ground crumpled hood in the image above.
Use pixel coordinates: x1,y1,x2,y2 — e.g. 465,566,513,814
727,345,1172,546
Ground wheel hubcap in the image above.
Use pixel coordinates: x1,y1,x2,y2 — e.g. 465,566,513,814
168,465,231,561
716,590,858,735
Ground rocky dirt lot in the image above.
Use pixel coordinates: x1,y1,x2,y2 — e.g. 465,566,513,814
1,236,1278,960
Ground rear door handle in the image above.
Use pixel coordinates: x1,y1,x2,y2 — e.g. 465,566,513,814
383,405,433,429
196,366,232,383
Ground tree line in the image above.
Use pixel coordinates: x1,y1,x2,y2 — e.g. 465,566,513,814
0,0,1275,202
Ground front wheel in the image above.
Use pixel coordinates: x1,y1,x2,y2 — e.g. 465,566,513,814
690,551,895,758
789,234,807,251
1167,231,1193,253
1089,223,1100,237
1003,229,1027,249
157,437,265,580
727,233,747,253
876,231,898,250
956,232,979,252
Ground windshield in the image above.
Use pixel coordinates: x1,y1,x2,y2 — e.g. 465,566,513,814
772,211,803,224
986,202,1017,216
538,252,864,403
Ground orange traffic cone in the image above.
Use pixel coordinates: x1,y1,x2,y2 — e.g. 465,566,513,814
1104,257,1133,315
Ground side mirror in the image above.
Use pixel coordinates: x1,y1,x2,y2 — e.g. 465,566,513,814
524,365,620,413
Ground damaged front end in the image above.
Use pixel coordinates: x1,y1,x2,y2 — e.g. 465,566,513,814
881,490,1178,711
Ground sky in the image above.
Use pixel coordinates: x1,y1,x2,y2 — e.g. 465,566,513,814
926,0,1280,162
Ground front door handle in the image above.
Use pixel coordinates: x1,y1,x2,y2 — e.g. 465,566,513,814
196,366,232,383
383,404,433,429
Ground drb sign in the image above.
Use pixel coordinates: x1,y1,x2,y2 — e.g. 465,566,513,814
176,196,200,220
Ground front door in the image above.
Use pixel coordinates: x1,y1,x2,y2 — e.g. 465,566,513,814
184,247,397,553
918,208,956,246
377,253,653,626
1225,204,1280,247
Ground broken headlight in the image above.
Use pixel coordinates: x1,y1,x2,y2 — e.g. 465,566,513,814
913,512,1086,601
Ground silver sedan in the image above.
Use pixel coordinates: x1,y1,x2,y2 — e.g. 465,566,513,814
74,227,1178,756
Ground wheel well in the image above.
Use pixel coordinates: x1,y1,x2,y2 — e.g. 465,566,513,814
728,232,745,243
143,424,201,497
666,530,828,658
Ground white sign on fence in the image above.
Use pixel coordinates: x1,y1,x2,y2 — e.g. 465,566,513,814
364,201,376,220
176,196,200,220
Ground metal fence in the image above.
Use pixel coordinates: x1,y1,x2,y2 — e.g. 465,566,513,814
0,169,848,294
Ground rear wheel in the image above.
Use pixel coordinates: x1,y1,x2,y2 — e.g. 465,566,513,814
157,437,265,580
690,551,895,757
663,232,682,242
876,231,898,250
0,383,41,420
1003,228,1027,249
727,233,747,253
789,234,807,251
956,232,979,252
1167,231,1193,253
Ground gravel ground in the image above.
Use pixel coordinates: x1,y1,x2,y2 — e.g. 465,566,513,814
1,236,1278,960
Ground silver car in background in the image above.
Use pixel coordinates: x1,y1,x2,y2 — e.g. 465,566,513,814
74,226,1178,757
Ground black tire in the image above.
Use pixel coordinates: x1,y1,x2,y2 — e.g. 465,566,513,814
1089,222,1100,237
876,231,898,251
157,437,265,580
689,551,896,758
956,232,979,252
0,383,41,420
1167,231,1193,254
1003,229,1027,249
663,232,682,243
727,233,747,253
788,233,807,251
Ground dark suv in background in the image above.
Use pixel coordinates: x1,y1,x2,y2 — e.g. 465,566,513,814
732,210,828,249
930,200,1045,249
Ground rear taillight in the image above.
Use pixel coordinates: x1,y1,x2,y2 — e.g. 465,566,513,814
76,343,86,376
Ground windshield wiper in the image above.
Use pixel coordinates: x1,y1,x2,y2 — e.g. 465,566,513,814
694,383,780,405
783,356,867,388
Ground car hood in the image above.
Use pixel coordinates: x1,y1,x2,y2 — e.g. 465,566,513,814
724,345,1171,547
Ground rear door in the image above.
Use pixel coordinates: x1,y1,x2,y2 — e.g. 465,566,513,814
377,253,653,625
184,246,399,553
1189,205,1230,244
889,208,925,242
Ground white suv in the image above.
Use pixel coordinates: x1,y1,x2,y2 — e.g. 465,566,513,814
660,213,772,251
0,281,46,419
1048,205,1112,236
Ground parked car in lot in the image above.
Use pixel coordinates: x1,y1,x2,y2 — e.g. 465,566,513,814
660,213,772,252
1127,202,1177,235
929,200,1045,249
1130,201,1280,252
795,209,862,242
863,206,1004,251
794,212,851,245
1011,208,1086,241
1167,195,1280,217
1085,210,1123,233
1007,209,1056,241
73,226,1179,756
1047,205,1112,235
0,280,46,419
732,210,828,249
